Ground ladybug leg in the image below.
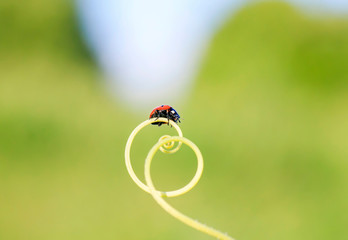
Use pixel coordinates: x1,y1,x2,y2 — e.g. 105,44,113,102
155,110,164,126
154,110,160,120
166,110,170,126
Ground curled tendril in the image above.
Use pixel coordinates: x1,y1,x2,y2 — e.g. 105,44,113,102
125,117,234,240
158,135,176,153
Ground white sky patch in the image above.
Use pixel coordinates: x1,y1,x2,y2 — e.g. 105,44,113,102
76,0,348,110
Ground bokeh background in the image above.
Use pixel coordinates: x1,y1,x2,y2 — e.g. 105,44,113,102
1,1,348,240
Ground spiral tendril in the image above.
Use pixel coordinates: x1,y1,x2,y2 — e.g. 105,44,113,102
159,135,176,153
125,118,234,240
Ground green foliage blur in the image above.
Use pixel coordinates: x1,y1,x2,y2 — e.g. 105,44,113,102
1,1,347,240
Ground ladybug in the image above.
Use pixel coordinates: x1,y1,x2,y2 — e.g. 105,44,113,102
149,105,181,126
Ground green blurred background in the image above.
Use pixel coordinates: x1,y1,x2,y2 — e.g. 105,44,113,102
1,1,348,240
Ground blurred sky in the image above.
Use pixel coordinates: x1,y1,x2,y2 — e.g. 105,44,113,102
76,0,348,110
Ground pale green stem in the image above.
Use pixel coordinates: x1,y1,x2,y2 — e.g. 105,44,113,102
125,118,235,240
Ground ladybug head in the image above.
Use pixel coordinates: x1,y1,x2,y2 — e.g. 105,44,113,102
169,108,181,123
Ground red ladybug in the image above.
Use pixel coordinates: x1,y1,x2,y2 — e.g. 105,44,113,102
149,105,181,126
